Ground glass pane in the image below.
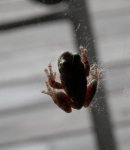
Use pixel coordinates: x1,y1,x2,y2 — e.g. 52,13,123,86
88,0,130,150
0,21,75,109
0,134,96,150
0,20,96,149
0,0,67,23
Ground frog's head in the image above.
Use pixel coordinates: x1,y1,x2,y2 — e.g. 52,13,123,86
58,51,80,73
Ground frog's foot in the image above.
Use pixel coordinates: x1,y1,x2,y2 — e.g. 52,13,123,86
87,63,101,82
42,81,54,96
44,63,63,89
80,46,88,63
84,64,101,107
42,81,72,113
80,46,90,76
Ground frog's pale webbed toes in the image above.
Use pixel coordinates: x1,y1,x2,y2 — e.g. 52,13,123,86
48,63,56,80
80,46,88,63
79,46,90,76
88,64,101,83
44,64,63,89
42,81,56,100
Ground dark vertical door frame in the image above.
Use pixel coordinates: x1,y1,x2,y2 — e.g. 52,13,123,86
68,0,117,150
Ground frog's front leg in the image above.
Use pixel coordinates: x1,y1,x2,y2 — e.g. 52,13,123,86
80,46,90,76
44,63,63,89
42,81,72,113
84,64,101,107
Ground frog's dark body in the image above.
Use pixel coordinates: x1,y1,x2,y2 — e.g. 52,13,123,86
43,48,99,113
58,52,87,109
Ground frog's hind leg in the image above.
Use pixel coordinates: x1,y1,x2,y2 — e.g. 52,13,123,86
84,79,97,107
80,46,90,76
84,64,101,107
44,63,63,89
42,81,72,113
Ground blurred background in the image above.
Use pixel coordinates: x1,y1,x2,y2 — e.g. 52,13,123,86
0,0,130,150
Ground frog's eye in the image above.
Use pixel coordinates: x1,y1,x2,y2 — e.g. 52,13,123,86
58,59,71,72
62,60,70,67
63,61,70,67
59,58,66,65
